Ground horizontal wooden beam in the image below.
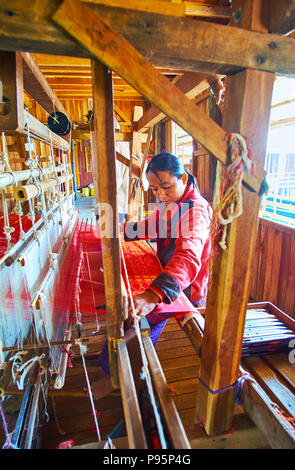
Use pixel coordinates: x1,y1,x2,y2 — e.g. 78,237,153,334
184,2,231,19
84,0,185,17
1,2,295,76
53,0,264,194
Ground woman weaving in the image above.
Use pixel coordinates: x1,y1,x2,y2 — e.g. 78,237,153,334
93,152,212,399
124,151,212,319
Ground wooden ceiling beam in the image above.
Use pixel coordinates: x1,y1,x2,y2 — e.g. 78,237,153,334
184,2,231,19
21,52,70,118
84,0,185,17
52,0,264,194
32,54,91,67
1,2,295,76
85,0,231,20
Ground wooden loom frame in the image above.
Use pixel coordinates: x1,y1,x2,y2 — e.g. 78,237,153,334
0,49,77,447
0,0,295,449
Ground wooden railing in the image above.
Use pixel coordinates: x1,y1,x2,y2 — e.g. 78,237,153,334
249,217,295,320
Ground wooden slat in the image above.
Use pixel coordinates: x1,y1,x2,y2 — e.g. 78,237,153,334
84,0,185,17
239,365,295,449
143,337,191,449
264,354,295,391
118,340,147,449
190,425,268,449
52,0,264,194
243,356,295,418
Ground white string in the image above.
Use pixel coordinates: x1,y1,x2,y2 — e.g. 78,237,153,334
84,251,99,333
119,240,168,449
77,340,101,442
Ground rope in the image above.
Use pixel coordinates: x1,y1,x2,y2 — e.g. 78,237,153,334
210,133,255,271
119,240,168,449
84,251,100,333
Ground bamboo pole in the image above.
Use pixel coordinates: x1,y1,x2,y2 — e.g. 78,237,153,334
24,110,70,153
13,175,69,201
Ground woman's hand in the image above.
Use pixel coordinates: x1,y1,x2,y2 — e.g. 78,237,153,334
126,290,160,327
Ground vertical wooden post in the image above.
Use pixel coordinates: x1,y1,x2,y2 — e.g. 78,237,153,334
70,139,78,201
90,125,100,217
165,120,176,155
91,60,125,387
126,131,142,221
0,51,24,132
195,0,275,435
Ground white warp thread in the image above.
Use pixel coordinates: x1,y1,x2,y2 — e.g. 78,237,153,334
119,241,168,449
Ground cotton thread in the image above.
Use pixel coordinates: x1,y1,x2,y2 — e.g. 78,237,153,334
119,240,168,449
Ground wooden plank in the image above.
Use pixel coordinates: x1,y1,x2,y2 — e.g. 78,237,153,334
243,356,295,418
143,337,191,449
159,354,200,372
84,0,185,17
239,365,295,449
118,340,147,449
163,366,199,384
21,52,70,118
52,0,264,194
264,354,295,391
195,0,275,436
3,2,295,77
181,316,204,357
91,60,125,387
184,2,231,19
190,426,269,449
0,51,24,132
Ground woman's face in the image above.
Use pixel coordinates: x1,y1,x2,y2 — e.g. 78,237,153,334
146,170,188,204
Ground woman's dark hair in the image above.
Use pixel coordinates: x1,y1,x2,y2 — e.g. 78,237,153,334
146,152,198,190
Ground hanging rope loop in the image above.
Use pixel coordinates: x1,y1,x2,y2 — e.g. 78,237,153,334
211,132,255,255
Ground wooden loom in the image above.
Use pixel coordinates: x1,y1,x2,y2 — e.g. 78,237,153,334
0,0,295,450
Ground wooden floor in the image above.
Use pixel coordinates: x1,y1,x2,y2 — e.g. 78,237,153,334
40,317,270,449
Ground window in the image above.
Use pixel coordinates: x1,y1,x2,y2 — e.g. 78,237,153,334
260,77,295,227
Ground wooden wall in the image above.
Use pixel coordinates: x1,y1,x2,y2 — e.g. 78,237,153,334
250,217,295,320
